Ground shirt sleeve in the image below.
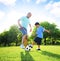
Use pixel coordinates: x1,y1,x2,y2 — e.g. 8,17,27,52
42,26,45,32
20,16,24,21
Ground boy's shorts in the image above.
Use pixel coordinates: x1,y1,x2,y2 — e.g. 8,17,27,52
34,37,42,45
19,27,27,35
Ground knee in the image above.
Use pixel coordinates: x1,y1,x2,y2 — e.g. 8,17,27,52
25,35,27,39
23,35,27,39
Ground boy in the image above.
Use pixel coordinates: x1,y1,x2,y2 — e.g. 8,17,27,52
32,22,50,50
18,12,32,49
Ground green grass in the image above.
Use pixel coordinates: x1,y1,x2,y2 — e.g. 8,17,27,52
0,45,60,61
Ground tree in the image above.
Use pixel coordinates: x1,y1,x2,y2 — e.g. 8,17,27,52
30,26,37,39
17,33,22,45
0,33,3,46
0,31,9,46
0,25,22,46
8,25,20,46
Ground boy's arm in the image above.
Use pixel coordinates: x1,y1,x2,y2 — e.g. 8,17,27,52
29,24,32,32
18,19,22,28
44,29,50,33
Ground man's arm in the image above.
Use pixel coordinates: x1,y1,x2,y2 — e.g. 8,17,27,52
29,24,32,32
18,19,22,28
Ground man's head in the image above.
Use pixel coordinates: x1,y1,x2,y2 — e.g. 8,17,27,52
27,12,32,18
35,22,40,28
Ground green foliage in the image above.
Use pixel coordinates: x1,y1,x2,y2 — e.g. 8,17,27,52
30,26,37,40
17,33,22,45
0,25,22,46
8,25,22,46
0,31,10,46
8,25,19,42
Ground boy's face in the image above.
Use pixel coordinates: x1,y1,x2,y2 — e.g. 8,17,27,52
35,25,39,28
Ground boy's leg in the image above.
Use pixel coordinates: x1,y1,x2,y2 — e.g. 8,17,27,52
33,37,38,45
37,38,42,50
37,45,40,49
32,41,35,45
32,37,38,48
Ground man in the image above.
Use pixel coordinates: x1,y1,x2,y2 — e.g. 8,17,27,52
18,12,32,49
32,22,50,50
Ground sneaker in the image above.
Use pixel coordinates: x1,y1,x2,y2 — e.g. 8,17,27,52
37,49,41,51
20,44,25,49
29,44,33,48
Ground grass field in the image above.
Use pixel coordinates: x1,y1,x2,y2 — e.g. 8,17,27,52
0,45,60,61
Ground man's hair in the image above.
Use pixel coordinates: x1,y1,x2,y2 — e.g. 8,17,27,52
28,12,31,14
35,22,40,25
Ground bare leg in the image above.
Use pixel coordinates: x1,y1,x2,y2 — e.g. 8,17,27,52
32,41,35,45
22,35,28,48
38,45,40,49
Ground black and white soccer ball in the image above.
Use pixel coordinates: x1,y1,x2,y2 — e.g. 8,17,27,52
25,44,33,51
28,44,33,48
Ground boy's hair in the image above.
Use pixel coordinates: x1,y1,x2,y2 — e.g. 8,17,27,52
35,22,40,25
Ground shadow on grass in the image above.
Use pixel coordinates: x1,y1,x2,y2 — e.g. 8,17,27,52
41,51,60,59
21,51,34,61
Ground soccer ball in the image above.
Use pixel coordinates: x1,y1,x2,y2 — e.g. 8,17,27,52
25,45,31,51
28,44,33,48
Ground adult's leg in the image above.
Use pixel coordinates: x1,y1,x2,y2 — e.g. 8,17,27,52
20,27,28,48
22,34,28,48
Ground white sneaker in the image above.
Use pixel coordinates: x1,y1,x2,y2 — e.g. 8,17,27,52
20,44,25,49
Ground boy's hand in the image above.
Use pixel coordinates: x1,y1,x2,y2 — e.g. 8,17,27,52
29,24,32,32
45,30,50,33
47,30,50,33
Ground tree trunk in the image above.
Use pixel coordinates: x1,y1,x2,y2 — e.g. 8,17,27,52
16,39,18,46
52,39,55,45
4,42,6,46
8,43,10,46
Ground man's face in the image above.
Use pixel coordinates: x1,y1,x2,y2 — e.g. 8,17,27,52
27,13,32,18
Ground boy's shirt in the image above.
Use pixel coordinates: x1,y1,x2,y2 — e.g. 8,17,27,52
36,26,45,38
19,16,30,29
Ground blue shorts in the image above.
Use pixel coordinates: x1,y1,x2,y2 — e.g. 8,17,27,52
19,27,27,35
34,37,42,45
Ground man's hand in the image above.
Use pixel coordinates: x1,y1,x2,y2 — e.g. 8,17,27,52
19,25,23,29
29,24,32,32
18,19,23,28
30,28,32,32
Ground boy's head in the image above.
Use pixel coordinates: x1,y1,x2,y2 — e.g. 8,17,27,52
35,22,40,28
